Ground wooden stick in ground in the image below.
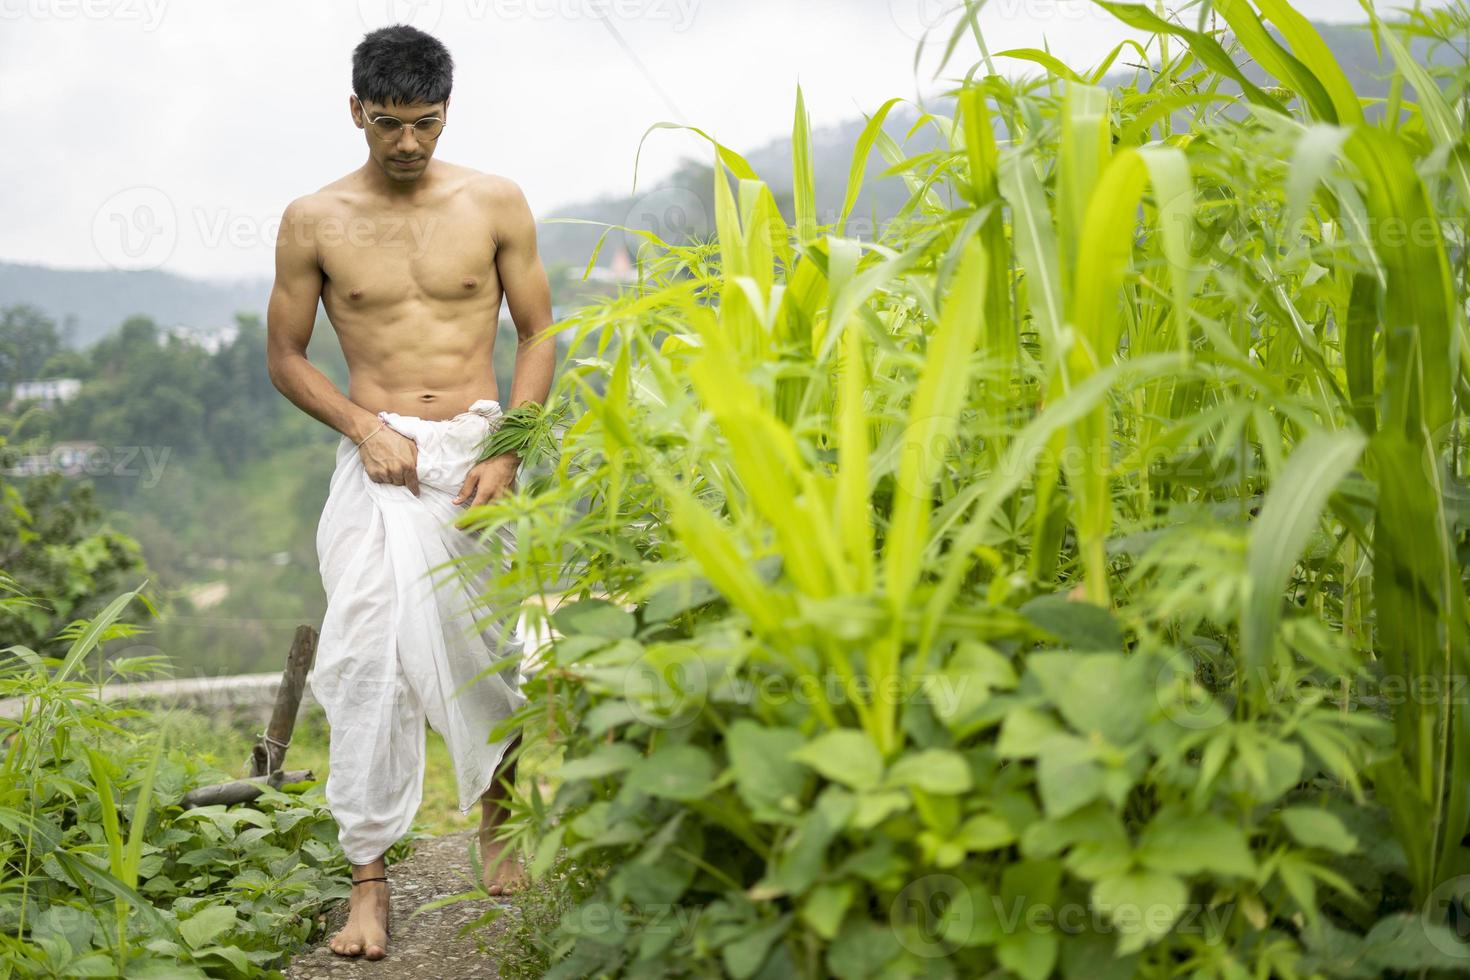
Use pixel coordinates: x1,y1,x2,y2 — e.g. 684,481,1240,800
249,625,318,777
179,769,315,809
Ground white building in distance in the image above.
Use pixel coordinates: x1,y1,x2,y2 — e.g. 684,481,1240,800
160,324,239,354
10,378,82,408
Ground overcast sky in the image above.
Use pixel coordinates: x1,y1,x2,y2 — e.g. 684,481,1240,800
0,0,1431,280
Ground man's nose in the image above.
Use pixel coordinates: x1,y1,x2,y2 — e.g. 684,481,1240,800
396,130,421,153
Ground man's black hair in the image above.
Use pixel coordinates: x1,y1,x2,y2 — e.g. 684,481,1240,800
352,25,453,107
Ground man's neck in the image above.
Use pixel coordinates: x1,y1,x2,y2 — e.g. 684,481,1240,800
359,158,436,200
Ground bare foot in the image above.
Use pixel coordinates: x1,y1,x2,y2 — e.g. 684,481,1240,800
478,822,527,896
479,735,526,897
328,876,390,959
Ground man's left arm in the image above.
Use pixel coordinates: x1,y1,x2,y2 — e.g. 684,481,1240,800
454,177,557,508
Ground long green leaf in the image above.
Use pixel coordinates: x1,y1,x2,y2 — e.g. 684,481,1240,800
1240,430,1367,680
885,234,989,607
55,585,145,685
792,84,818,242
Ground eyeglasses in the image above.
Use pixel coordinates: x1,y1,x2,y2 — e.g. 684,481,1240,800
356,101,445,142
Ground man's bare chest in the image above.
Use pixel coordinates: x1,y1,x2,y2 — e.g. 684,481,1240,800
317,205,498,306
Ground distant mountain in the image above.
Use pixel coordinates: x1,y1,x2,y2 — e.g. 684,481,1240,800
1305,21,1450,102
535,105,930,286
3,20,1451,346
0,263,270,348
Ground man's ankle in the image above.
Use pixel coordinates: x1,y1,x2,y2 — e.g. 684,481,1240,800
351,853,388,878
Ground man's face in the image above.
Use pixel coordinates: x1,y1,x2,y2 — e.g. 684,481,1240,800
350,95,448,183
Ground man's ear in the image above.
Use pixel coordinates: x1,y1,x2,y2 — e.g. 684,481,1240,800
348,94,363,128
442,95,450,119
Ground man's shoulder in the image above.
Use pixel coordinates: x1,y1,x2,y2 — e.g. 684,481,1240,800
470,171,529,205
442,168,534,248
282,175,360,220
437,163,526,206
478,172,526,200
430,167,533,246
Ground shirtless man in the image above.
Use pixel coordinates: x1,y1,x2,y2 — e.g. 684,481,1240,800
265,25,554,961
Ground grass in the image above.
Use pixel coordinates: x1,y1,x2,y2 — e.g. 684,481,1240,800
132,701,498,838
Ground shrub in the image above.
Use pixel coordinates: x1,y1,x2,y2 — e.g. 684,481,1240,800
469,1,1470,977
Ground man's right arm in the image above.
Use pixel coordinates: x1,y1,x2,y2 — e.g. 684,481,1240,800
265,198,380,443
265,198,421,494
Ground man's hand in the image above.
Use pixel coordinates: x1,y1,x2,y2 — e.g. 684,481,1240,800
453,454,519,507
359,426,421,496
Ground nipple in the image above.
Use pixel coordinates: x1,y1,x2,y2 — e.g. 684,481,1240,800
462,277,477,290
348,287,363,300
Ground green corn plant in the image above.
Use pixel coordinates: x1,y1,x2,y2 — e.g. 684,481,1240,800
82,735,165,971
0,578,361,975
456,1,1470,975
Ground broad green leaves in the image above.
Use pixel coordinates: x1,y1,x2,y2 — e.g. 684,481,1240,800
512,3,1470,976
790,731,883,792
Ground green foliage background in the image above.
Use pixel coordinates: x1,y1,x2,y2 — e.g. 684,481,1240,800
465,3,1470,978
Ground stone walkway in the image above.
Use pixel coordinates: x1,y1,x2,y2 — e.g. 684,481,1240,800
285,830,518,979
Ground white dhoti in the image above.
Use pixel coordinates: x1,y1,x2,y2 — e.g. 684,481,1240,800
309,397,527,865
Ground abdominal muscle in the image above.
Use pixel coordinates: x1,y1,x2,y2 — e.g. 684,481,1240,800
330,311,503,421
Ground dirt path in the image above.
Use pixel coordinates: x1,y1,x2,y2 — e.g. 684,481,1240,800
285,830,518,979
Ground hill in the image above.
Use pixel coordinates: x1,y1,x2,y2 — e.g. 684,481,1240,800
0,263,271,349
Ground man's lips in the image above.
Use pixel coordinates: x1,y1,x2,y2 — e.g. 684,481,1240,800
391,158,421,167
